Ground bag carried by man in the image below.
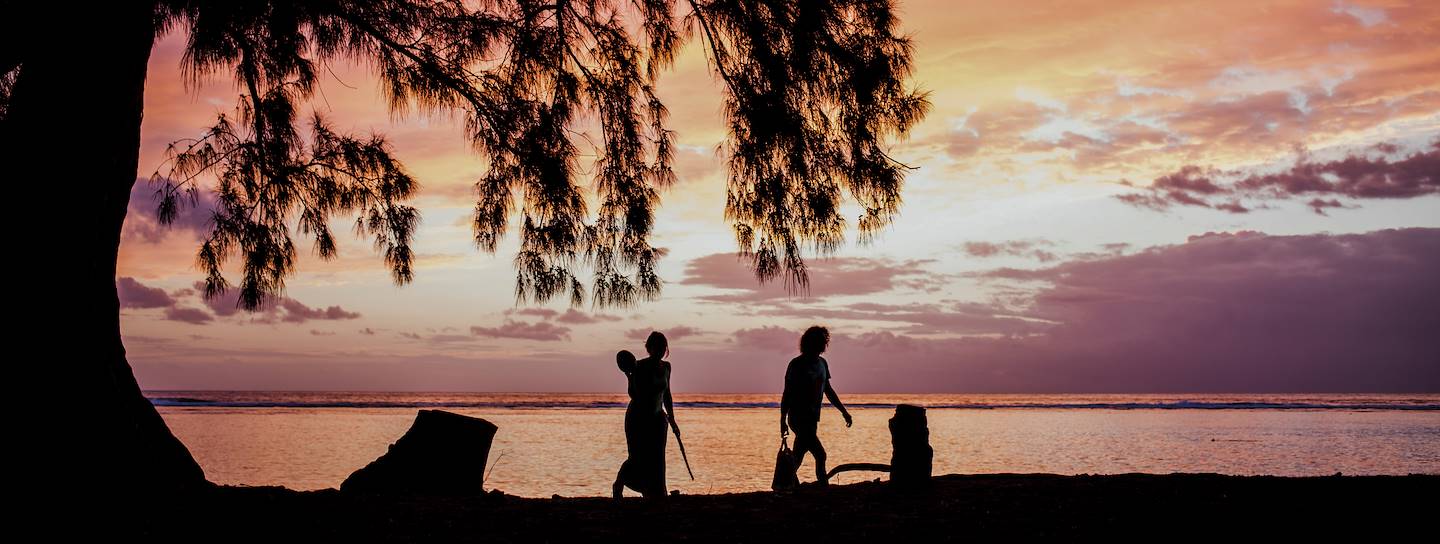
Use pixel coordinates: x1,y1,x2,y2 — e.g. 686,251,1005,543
771,435,799,491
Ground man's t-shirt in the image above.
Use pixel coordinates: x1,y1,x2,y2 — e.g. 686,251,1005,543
784,354,831,423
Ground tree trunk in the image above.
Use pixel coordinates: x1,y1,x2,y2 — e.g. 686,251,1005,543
3,1,206,495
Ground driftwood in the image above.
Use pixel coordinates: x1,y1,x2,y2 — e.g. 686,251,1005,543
341,410,498,494
826,404,933,487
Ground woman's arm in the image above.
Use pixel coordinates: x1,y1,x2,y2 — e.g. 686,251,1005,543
663,363,678,433
825,381,853,427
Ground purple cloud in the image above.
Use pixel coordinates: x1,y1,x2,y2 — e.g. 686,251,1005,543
749,301,1046,336
163,307,213,324
122,178,217,244
502,307,622,325
117,277,175,309
470,320,571,341
1119,140,1440,213
555,309,623,324
626,326,705,342
197,283,361,323
731,325,800,352
682,253,946,302
962,240,1059,262
700,228,1440,393
279,299,361,322
118,277,363,325
506,308,559,319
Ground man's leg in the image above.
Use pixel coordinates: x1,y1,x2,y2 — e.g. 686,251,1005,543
789,419,824,482
791,430,814,472
811,435,828,485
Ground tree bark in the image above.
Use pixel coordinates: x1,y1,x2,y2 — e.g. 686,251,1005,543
3,1,206,495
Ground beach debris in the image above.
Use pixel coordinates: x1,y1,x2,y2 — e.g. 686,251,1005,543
340,410,498,494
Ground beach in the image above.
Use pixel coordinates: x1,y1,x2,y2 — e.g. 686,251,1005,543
134,473,1438,541
120,392,1439,539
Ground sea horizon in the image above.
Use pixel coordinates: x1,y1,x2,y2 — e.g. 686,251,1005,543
153,391,1440,496
146,390,1440,410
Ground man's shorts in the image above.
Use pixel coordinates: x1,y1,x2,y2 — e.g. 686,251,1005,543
787,416,819,438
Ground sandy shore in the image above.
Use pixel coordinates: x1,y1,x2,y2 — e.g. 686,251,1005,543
130,473,1436,541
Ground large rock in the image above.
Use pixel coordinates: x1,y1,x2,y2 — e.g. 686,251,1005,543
825,404,935,487
889,404,933,487
341,410,498,494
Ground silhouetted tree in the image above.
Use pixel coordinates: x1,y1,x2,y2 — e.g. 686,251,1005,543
1,0,926,493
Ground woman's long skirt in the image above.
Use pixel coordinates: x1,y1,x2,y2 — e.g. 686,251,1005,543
617,408,667,497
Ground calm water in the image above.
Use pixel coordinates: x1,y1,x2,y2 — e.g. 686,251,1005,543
152,392,1440,497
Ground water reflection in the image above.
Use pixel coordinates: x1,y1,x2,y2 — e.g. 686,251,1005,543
160,404,1440,497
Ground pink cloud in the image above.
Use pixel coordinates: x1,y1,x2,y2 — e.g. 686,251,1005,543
962,240,1058,262
904,0,1440,179
506,308,558,319
681,253,945,303
625,326,705,342
504,307,622,325
747,301,1045,336
554,309,623,324
470,320,571,342
730,326,798,353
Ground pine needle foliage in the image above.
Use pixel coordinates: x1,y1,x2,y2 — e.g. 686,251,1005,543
147,0,927,309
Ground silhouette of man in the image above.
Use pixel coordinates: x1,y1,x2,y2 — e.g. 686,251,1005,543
780,326,852,485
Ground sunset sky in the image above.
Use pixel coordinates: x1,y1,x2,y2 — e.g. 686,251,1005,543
120,0,1439,393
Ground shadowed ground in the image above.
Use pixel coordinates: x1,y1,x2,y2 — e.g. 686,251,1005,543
131,473,1436,541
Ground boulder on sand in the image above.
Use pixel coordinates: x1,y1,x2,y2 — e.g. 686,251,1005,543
825,404,934,488
889,404,933,487
341,410,498,494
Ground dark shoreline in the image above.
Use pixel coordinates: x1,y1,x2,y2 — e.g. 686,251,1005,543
132,473,1438,541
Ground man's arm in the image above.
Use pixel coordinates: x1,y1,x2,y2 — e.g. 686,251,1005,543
779,390,790,436
824,380,853,427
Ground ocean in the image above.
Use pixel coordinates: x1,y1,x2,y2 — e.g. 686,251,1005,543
151,392,1440,497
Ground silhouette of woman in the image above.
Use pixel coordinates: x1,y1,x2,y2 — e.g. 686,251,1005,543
612,332,679,498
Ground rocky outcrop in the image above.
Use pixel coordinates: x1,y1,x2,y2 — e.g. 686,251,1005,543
825,404,934,488
889,404,933,487
341,410,498,494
